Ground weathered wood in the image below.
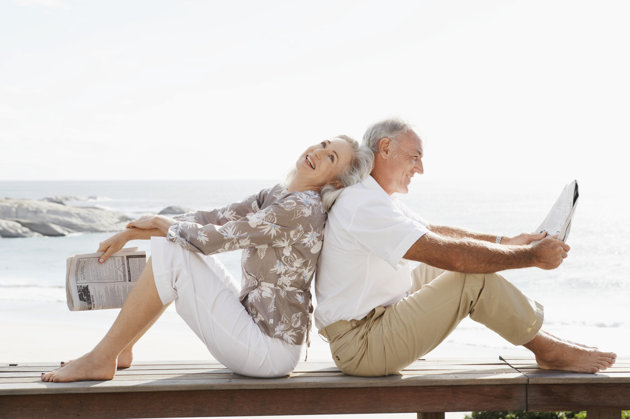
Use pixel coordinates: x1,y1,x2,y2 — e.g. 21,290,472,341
418,412,446,419
0,359,527,396
587,407,622,419
527,383,630,412
1,358,629,417
1,384,526,418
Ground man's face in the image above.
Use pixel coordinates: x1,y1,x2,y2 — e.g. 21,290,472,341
384,130,424,194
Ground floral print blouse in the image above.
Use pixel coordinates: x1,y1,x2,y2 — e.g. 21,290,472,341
166,184,326,346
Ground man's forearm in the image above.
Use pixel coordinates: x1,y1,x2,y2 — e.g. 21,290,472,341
404,232,554,274
429,225,498,243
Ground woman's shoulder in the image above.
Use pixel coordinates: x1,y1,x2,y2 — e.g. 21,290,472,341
261,184,325,216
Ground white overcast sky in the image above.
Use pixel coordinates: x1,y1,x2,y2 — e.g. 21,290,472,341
1,0,629,185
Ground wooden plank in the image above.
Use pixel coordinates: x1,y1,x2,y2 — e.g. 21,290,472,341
586,407,622,419
523,371,630,385
0,371,528,397
528,383,630,411
418,412,446,419
0,359,529,397
1,384,527,418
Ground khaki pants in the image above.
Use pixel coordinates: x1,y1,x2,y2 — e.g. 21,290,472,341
319,264,544,376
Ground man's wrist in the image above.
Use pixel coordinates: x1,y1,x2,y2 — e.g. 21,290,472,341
495,235,502,244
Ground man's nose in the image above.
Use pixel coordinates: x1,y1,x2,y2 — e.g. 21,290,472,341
415,159,424,174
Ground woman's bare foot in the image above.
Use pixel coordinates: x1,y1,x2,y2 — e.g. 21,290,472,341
60,347,133,370
116,346,133,369
42,351,117,382
525,331,616,374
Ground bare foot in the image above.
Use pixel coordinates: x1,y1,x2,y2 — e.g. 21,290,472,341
526,331,616,374
60,347,133,370
42,351,116,382
116,346,133,369
544,330,598,350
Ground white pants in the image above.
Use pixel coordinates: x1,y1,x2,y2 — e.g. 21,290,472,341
150,237,301,378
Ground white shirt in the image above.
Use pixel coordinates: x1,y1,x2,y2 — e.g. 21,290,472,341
315,175,429,329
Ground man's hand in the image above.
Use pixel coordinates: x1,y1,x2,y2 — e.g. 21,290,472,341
97,230,130,263
503,232,547,245
531,236,570,270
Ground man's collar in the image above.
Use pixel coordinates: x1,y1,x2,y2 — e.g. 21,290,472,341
365,175,392,199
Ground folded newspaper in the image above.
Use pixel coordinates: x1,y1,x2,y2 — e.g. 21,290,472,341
535,180,579,242
66,247,146,311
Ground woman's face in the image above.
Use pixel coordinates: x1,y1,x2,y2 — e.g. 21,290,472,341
295,137,354,189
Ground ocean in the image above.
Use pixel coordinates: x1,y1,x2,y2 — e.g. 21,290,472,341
1,179,628,419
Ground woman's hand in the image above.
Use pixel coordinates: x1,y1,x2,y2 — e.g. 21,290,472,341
502,232,547,246
127,215,175,235
126,215,159,230
97,230,130,263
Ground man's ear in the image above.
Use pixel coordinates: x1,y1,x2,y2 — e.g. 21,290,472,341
377,137,392,158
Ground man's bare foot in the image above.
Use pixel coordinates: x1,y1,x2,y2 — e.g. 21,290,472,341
525,331,616,374
544,330,598,350
42,351,116,382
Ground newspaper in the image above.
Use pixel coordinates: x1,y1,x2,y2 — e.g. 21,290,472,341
66,247,146,311
535,180,579,242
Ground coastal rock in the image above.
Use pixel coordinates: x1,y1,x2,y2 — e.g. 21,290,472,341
0,198,131,238
158,205,194,215
13,220,72,237
0,219,41,238
41,196,82,205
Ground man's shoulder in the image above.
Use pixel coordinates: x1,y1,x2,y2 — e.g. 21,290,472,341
330,178,394,223
334,178,382,210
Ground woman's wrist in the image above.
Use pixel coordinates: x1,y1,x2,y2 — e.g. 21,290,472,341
121,228,136,241
153,215,175,235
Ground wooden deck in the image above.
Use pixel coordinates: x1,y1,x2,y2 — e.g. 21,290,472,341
1,357,629,418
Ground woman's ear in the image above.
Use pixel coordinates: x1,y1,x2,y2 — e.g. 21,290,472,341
330,179,344,189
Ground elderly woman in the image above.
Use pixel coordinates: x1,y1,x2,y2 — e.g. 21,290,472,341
42,136,373,382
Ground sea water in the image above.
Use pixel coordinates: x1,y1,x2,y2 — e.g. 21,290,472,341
2,179,629,342
1,179,629,418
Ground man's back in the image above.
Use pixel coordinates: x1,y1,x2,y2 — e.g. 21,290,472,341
314,175,428,329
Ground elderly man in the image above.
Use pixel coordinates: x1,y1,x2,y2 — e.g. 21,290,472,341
315,118,616,377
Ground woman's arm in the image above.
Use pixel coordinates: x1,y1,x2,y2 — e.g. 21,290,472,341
167,192,325,256
97,225,165,263
176,189,265,226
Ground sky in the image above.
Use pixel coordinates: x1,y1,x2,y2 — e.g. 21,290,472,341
1,0,629,185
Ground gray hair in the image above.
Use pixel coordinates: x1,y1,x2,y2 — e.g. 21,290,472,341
363,118,414,153
320,135,373,212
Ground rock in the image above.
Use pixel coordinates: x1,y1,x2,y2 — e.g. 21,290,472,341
0,198,132,237
158,205,193,215
13,220,72,237
0,219,41,238
41,196,81,205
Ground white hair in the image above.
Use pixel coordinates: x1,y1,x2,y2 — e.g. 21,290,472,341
320,138,373,212
363,118,414,153
285,135,373,212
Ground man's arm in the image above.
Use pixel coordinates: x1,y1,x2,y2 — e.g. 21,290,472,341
404,231,570,273
429,225,546,245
